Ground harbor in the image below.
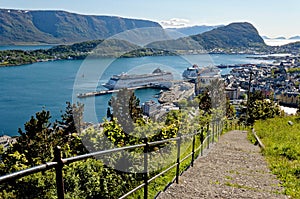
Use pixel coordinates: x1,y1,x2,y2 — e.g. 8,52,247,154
78,68,176,98
77,80,188,98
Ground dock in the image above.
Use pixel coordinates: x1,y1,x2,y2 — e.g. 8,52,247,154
77,85,158,98
77,80,187,98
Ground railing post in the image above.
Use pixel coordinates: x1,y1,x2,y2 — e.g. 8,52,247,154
207,130,210,149
54,146,65,199
176,132,181,184
143,137,149,199
218,121,221,139
212,121,215,144
200,127,204,156
191,131,196,167
216,121,218,140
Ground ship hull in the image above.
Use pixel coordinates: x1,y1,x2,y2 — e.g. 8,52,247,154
103,70,173,90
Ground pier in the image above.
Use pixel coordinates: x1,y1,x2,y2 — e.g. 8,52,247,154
77,80,187,98
77,84,159,98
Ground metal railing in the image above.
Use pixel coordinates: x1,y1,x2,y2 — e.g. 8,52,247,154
0,121,227,199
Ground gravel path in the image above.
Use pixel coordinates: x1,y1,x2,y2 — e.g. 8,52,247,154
157,130,288,199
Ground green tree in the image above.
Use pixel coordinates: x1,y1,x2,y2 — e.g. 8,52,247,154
56,102,87,156
241,91,281,125
297,94,300,115
108,88,143,134
57,102,84,135
226,98,236,119
4,109,54,167
197,89,212,114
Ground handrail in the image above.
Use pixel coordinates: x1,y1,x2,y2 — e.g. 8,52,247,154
0,162,57,183
63,143,146,165
0,120,240,199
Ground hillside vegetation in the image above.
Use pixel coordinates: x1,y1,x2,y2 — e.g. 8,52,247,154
254,116,300,198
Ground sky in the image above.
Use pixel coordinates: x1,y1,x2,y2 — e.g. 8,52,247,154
0,0,299,38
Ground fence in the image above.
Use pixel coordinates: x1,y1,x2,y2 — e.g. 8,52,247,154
0,120,231,199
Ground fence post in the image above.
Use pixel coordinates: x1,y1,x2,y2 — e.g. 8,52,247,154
54,146,65,199
219,121,221,139
216,121,219,140
207,130,210,149
212,121,215,144
143,137,149,199
200,127,204,156
176,132,181,184
191,131,196,167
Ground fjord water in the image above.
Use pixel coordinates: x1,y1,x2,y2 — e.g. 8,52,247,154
0,53,267,136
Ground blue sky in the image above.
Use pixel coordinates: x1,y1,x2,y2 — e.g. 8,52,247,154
0,0,299,38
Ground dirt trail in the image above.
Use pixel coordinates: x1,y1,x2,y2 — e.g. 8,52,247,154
157,130,288,199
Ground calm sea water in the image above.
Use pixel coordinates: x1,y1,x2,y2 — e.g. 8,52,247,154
0,53,269,136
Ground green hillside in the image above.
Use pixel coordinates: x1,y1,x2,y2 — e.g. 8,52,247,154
147,22,266,51
192,22,265,49
253,116,300,198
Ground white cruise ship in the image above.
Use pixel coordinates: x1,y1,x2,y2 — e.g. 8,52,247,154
103,68,173,90
182,64,200,80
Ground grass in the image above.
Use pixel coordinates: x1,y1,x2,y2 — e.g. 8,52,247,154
253,116,300,198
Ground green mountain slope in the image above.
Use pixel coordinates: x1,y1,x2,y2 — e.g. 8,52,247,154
193,22,265,49
0,9,162,45
146,22,266,51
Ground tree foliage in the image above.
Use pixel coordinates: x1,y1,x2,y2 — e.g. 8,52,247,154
240,91,282,125
197,89,212,114
108,88,143,134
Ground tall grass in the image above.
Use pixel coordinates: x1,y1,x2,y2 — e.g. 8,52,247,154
254,116,300,198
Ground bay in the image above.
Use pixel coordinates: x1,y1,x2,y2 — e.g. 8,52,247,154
0,53,269,136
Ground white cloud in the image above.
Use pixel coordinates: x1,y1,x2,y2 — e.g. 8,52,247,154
160,18,191,28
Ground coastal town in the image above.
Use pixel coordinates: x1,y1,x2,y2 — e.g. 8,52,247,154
141,54,300,120
224,54,300,107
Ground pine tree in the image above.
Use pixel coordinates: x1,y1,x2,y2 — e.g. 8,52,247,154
108,88,142,134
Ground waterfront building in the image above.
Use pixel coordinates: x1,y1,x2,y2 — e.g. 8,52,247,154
142,100,158,117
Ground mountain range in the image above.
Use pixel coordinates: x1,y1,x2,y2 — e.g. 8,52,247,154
0,9,161,45
262,35,300,40
166,25,223,37
0,9,267,51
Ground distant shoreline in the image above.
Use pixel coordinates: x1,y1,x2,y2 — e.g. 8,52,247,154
264,38,300,46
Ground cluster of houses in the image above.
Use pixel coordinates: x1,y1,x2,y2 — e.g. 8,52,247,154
224,55,300,107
